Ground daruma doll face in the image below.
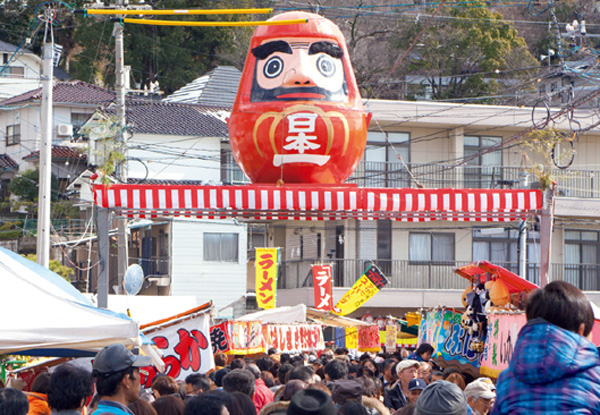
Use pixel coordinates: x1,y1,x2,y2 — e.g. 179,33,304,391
228,12,370,184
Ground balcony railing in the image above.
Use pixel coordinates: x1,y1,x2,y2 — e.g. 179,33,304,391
280,259,600,292
221,159,600,198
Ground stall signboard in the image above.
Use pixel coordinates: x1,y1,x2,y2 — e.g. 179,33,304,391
255,248,279,309
385,325,397,352
140,312,213,387
333,265,388,316
263,324,324,353
480,313,527,378
358,325,381,352
209,321,265,356
210,322,231,354
346,326,358,349
312,264,334,311
419,309,482,370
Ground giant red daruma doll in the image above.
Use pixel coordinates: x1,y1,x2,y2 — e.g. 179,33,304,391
228,12,371,184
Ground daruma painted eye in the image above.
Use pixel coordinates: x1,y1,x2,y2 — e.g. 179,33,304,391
264,56,284,78
317,55,335,77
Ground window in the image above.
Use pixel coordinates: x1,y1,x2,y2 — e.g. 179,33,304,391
409,232,454,263
472,228,540,280
361,132,410,187
1,66,24,78
6,124,20,146
564,230,600,290
464,135,502,188
71,113,91,129
204,233,239,262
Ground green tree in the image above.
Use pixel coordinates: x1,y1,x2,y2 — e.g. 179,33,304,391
24,254,74,281
392,2,538,102
8,168,59,204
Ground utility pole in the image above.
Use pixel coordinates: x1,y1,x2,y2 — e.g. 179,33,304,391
519,170,528,278
539,187,554,287
36,41,53,268
114,5,129,292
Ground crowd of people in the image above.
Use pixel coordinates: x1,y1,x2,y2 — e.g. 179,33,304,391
0,280,599,415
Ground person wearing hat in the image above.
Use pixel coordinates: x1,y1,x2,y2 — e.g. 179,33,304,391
383,360,419,411
91,344,152,415
286,389,336,415
464,380,495,415
406,379,427,405
415,381,468,415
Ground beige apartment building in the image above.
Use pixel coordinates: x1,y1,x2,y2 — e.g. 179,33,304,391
232,99,600,317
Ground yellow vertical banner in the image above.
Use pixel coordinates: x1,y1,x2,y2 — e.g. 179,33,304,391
346,326,358,349
333,265,389,316
255,248,279,309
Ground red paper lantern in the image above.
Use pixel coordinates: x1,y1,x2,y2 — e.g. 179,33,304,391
228,11,371,184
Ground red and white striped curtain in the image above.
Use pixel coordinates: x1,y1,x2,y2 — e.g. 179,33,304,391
94,184,542,222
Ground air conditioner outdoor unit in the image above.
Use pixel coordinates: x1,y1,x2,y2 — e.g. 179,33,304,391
57,123,73,136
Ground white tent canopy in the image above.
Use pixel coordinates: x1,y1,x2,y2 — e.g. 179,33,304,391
0,248,141,356
237,304,371,327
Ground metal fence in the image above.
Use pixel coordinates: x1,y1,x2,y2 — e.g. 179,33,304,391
280,259,600,291
221,159,600,197
347,162,600,198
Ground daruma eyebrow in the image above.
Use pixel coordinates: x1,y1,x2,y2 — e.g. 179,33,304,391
308,41,343,58
251,40,293,59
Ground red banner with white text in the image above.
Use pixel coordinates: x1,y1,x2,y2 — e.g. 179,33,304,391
312,264,334,311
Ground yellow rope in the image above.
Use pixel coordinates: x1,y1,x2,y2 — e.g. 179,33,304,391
82,8,273,15
119,18,308,27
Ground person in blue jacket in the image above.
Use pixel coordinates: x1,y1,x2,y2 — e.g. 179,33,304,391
491,281,600,415
91,344,152,415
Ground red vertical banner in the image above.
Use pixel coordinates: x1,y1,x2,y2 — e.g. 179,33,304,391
312,264,334,311
358,325,381,352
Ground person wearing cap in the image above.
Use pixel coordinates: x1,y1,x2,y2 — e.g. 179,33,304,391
383,360,419,411
286,389,336,415
464,380,495,415
91,344,152,415
491,281,600,415
415,380,468,415
406,379,426,405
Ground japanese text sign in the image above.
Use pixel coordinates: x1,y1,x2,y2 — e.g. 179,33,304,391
263,324,324,353
419,309,482,369
333,265,388,316
480,313,526,378
385,324,398,352
140,312,213,388
358,325,381,352
345,326,358,349
255,248,279,309
210,321,265,355
312,264,333,311
210,322,231,354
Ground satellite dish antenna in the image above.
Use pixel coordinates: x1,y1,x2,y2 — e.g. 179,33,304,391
123,264,144,296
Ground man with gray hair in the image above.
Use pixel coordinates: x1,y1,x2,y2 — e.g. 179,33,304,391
245,364,274,412
384,360,419,411
464,379,496,415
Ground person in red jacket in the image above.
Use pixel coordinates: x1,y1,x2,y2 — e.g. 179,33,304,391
246,364,274,413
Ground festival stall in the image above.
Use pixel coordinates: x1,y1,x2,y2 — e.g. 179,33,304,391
418,261,539,378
